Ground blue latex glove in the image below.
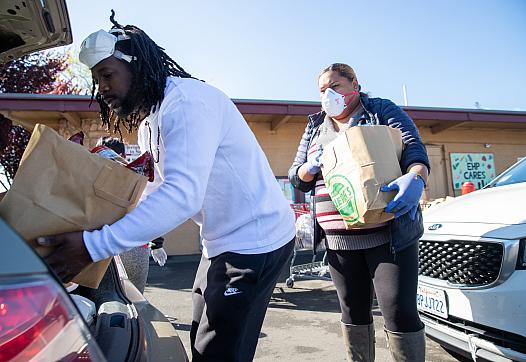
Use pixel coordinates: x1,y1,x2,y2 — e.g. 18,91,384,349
381,172,424,220
306,146,323,175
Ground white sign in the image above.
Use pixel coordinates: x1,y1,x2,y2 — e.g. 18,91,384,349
125,144,141,163
417,284,448,319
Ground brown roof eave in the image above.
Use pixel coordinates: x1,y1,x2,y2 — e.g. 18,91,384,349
405,106,526,123
0,93,99,112
1,93,525,123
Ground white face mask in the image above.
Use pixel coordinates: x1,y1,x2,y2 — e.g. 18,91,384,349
321,88,358,118
79,29,136,69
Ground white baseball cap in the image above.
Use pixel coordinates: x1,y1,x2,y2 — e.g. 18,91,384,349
79,29,136,69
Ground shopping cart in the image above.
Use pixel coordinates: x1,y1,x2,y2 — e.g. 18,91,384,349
286,203,331,288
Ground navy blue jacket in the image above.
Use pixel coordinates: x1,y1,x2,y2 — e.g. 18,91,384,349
288,94,429,253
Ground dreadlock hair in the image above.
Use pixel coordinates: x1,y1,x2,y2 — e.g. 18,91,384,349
91,10,194,137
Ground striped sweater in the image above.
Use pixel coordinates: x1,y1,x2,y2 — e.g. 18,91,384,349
309,140,390,250
289,94,430,252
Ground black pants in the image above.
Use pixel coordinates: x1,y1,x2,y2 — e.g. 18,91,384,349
327,242,422,332
190,239,294,362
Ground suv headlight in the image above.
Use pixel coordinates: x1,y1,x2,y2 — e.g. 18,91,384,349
517,239,526,270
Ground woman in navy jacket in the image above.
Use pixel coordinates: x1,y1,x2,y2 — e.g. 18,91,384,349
289,63,430,362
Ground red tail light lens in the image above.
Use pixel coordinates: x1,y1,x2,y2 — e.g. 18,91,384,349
0,276,105,361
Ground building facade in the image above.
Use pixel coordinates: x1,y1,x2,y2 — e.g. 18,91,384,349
2,94,526,255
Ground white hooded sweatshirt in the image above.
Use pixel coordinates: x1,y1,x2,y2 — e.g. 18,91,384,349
83,77,295,261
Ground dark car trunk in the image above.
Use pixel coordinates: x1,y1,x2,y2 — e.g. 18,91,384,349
72,260,146,362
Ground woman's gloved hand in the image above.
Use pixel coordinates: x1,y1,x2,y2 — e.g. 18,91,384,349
151,247,167,267
306,146,323,175
149,236,166,266
380,172,425,220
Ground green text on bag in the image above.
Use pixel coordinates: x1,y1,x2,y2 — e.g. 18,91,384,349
326,174,359,224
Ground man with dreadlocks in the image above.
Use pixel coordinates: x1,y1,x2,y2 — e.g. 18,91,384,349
38,11,295,362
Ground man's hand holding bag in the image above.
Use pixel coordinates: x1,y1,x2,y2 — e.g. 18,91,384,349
0,124,147,288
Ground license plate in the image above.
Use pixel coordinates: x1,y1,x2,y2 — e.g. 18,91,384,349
417,284,448,319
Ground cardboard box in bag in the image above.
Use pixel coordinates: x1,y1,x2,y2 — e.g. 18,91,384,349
0,124,147,288
320,125,403,229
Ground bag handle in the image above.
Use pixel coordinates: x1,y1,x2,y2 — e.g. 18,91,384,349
93,165,144,208
321,147,338,173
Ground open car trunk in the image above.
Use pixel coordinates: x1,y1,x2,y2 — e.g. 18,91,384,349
72,260,146,362
71,258,188,362
0,0,72,63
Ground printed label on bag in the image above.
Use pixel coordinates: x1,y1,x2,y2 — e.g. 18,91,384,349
326,174,359,223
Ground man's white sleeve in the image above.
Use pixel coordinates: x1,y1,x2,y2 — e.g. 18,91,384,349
83,98,222,262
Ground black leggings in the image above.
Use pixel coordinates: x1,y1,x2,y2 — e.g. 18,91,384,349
327,242,422,332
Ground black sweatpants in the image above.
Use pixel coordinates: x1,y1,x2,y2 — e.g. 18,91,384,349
190,239,294,362
327,242,422,332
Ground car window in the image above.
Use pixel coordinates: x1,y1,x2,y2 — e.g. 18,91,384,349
489,159,526,187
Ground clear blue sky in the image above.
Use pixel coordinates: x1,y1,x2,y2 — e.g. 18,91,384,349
66,0,526,111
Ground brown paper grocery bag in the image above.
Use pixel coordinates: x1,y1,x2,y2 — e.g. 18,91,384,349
320,125,403,229
0,124,147,288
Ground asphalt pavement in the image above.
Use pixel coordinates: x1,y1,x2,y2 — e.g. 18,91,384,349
144,253,460,361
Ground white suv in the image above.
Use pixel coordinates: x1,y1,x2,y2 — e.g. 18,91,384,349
418,158,526,362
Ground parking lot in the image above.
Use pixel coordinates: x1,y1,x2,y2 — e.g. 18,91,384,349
144,254,458,361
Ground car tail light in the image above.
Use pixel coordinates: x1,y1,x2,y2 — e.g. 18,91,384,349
517,239,526,270
0,275,106,362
